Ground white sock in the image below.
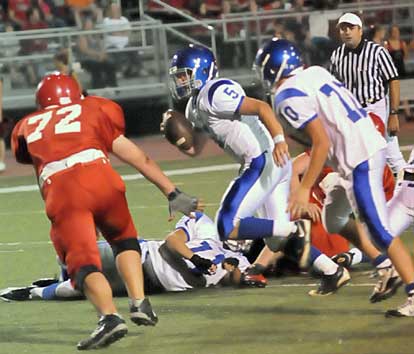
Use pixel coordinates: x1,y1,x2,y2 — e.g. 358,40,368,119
313,254,339,275
129,298,144,307
272,221,297,237
377,258,392,269
348,248,363,265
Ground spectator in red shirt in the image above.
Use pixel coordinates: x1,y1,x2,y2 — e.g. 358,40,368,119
7,0,31,29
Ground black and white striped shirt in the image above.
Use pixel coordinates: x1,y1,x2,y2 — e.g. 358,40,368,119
330,39,399,107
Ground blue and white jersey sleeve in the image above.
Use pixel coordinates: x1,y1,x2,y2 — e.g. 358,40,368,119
200,78,245,117
274,86,318,130
174,212,219,242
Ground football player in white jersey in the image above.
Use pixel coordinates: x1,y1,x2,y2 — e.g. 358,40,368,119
167,44,312,254
0,213,252,301
254,38,414,317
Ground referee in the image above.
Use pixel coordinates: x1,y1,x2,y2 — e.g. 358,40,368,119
330,13,406,174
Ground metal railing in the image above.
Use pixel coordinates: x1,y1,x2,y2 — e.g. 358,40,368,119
1,0,413,110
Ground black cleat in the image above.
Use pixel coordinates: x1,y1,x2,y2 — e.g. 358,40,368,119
309,266,350,296
331,252,353,269
370,265,403,303
0,287,34,301
130,298,158,326
31,278,59,287
77,314,128,351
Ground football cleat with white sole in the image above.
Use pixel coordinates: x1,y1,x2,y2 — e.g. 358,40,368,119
77,314,128,351
130,298,158,326
385,296,414,317
308,266,350,296
370,265,403,303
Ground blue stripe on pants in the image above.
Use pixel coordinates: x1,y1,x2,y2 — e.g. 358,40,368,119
217,152,266,240
353,160,393,250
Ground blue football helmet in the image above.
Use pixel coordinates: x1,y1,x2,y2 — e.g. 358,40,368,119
169,44,218,100
254,38,303,91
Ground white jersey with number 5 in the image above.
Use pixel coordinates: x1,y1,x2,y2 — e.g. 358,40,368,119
186,78,274,163
274,66,387,176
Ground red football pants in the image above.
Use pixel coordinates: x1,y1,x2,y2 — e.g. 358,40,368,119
42,158,137,282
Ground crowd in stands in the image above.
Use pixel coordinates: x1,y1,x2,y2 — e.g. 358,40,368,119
0,1,412,94
0,0,412,167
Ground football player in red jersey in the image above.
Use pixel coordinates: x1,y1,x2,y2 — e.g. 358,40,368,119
11,73,203,350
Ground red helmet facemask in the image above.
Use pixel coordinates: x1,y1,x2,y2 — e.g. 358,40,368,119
36,73,82,109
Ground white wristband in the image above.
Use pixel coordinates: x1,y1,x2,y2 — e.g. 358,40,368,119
272,134,285,144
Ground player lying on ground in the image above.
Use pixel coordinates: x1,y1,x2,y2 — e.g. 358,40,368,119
0,213,265,301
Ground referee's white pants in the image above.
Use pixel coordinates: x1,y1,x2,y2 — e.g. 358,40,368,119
366,98,406,174
387,179,414,236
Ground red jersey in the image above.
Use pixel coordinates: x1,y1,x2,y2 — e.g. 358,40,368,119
12,96,124,177
8,0,31,23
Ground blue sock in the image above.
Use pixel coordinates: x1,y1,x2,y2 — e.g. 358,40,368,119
42,283,60,300
60,267,69,281
372,254,388,267
361,254,370,263
405,283,414,296
309,245,322,265
238,217,273,240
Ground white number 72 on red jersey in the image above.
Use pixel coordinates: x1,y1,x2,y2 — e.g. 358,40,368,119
27,104,82,144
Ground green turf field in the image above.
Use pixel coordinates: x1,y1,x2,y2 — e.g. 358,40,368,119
0,154,413,354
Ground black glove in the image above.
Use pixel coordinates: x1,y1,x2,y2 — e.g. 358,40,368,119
168,188,198,217
190,254,214,274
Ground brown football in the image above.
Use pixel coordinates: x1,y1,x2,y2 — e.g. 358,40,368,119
163,109,194,150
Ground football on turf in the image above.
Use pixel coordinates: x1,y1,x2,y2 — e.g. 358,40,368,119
162,109,194,150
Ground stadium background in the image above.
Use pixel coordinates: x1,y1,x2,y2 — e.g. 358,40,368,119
0,1,413,353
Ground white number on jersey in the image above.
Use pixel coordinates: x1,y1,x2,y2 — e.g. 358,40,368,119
26,104,82,143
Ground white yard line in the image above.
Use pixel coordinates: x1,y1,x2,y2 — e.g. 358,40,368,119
0,163,238,194
0,202,220,216
266,283,375,288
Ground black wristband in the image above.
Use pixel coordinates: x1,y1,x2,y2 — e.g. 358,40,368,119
167,188,181,201
390,109,398,115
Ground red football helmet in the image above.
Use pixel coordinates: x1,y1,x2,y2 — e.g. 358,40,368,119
369,112,385,137
36,72,81,109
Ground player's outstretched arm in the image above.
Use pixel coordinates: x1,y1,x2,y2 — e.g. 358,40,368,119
112,135,176,195
301,119,330,190
112,135,204,219
165,229,216,274
288,118,329,219
239,96,289,166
